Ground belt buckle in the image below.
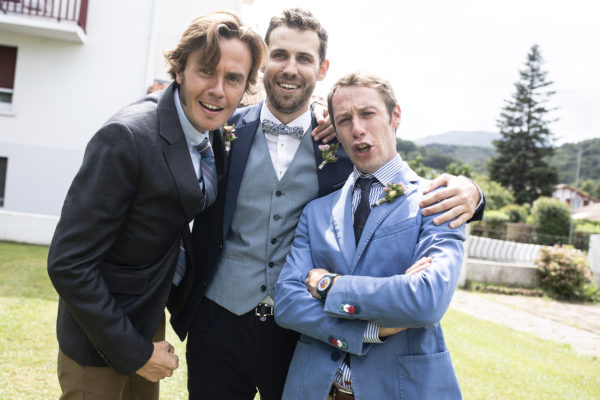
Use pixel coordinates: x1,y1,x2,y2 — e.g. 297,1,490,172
254,303,274,321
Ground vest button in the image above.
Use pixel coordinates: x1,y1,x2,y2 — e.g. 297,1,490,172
271,238,277,244
260,285,267,292
276,190,282,196
273,214,281,221
331,352,341,361
269,262,275,268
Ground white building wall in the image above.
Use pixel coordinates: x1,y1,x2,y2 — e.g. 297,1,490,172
0,0,245,244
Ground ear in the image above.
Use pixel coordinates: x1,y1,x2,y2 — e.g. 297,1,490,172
392,105,401,128
317,59,330,81
175,69,183,86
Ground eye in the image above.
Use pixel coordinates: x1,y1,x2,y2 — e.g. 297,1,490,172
298,55,312,63
199,68,214,76
227,74,242,83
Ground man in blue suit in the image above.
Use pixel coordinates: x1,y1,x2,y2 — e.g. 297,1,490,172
174,9,481,400
275,72,466,399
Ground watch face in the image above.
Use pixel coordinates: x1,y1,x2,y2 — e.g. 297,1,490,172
318,276,332,290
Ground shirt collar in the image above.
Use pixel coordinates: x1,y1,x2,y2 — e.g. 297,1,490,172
352,154,404,187
174,88,209,148
260,102,312,135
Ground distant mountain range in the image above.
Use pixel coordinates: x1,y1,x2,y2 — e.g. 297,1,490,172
415,131,501,148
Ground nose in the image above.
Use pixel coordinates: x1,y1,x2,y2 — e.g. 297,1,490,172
282,59,297,76
208,77,225,98
351,116,366,138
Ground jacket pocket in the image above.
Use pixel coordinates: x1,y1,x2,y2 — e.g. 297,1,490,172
398,350,461,399
100,265,148,295
373,216,417,240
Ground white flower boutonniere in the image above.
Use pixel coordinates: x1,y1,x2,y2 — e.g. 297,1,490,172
318,143,339,170
223,123,237,155
373,182,407,206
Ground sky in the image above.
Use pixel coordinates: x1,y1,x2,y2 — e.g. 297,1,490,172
241,0,600,145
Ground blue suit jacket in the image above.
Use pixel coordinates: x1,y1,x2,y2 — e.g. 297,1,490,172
170,102,353,339
275,162,465,400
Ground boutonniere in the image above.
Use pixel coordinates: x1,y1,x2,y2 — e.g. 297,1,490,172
373,182,407,206
223,123,237,154
318,143,339,170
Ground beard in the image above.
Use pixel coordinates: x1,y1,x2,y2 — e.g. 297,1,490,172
263,76,316,116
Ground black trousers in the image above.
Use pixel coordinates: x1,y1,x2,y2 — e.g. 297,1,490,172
187,297,299,400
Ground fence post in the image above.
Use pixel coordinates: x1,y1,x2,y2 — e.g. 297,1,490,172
589,234,600,286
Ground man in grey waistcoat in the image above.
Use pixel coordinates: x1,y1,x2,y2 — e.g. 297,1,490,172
170,8,485,400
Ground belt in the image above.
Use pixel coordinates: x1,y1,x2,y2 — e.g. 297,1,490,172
329,385,354,400
254,303,274,321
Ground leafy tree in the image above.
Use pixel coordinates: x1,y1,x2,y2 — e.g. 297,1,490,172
473,174,514,210
445,162,472,178
489,44,558,204
396,138,419,160
408,156,436,180
579,179,600,200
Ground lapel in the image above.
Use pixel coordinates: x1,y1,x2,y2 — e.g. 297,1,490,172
333,162,421,272
331,176,356,273
158,83,204,222
222,102,262,237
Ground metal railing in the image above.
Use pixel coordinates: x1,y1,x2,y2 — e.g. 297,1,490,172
1,0,88,31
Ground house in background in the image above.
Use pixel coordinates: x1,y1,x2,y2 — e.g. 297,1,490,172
0,0,244,244
552,184,599,211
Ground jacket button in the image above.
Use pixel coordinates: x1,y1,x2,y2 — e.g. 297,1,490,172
276,190,282,196
260,285,267,292
273,214,281,221
269,262,275,268
331,352,341,361
271,238,277,244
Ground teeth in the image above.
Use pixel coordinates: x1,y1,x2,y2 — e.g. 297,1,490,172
280,83,298,89
201,102,221,110
357,144,370,150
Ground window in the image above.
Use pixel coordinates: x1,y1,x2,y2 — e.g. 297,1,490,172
0,157,7,207
0,45,18,109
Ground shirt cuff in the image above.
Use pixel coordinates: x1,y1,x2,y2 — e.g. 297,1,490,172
363,321,384,344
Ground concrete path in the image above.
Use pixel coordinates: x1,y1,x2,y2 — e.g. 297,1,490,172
450,289,600,359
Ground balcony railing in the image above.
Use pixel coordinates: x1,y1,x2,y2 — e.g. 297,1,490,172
0,0,88,31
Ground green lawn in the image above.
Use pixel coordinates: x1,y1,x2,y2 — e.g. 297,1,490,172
1,242,599,399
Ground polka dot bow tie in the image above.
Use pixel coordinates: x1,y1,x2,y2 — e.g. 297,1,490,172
261,119,305,139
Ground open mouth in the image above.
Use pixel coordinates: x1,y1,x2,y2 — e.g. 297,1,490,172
278,82,300,90
200,101,224,112
354,143,372,153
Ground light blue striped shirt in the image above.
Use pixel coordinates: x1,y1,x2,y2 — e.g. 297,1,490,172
336,154,405,390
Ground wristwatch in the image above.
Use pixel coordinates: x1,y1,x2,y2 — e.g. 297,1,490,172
316,273,339,301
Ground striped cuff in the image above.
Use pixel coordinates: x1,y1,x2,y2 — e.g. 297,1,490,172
363,322,384,344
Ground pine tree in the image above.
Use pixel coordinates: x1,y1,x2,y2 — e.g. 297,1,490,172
489,44,558,204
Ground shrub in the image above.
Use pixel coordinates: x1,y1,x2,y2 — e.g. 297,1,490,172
536,245,598,301
528,197,571,245
500,203,530,223
478,210,510,239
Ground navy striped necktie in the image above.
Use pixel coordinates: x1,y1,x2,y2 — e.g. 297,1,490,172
194,137,217,210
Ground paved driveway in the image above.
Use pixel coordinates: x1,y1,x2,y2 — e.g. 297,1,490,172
450,289,600,358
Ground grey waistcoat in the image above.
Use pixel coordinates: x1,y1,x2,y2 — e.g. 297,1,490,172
205,125,319,315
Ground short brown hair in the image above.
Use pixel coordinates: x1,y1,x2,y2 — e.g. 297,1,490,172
327,72,398,129
264,8,328,64
165,11,266,94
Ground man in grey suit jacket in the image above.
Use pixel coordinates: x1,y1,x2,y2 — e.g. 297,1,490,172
47,11,266,400
275,72,466,399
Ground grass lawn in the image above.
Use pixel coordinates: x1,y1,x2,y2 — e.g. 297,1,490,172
1,241,599,399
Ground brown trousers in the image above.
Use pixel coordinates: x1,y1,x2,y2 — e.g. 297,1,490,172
57,315,165,400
